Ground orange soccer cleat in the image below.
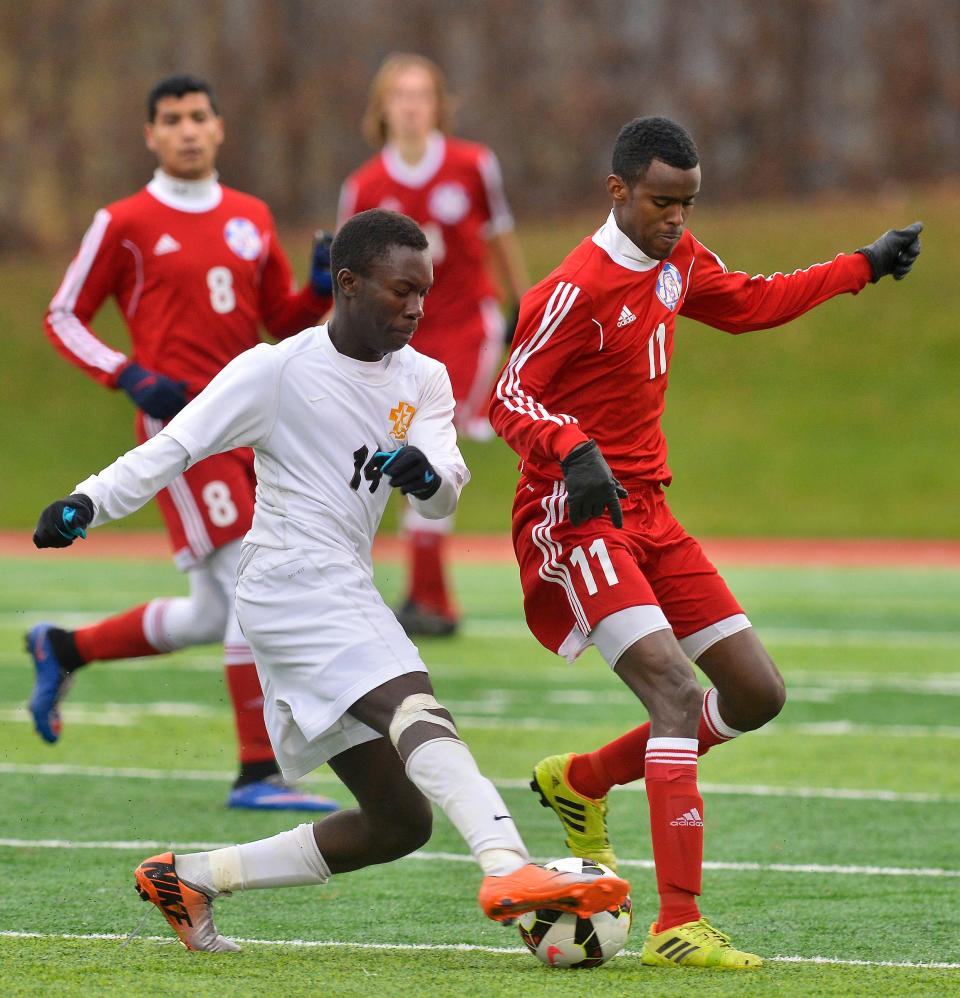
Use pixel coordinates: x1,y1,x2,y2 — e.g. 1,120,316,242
134,852,239,952
478,862,630,923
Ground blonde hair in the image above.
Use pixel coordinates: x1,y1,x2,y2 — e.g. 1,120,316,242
361,53,454,149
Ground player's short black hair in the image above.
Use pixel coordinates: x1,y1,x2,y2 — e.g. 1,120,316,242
147,75,219,121
612,116,699,187
331,210,429,296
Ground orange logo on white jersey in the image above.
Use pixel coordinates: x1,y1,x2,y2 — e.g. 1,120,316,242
389,401,417,441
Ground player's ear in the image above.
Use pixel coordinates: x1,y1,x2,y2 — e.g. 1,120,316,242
144,122,156,155
336,268,359,298
606,174,628,203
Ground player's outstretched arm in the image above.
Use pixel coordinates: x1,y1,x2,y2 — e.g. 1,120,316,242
856,222,923,282
33,495,95,549
561,440,628,528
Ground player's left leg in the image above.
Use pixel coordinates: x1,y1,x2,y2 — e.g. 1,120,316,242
554,498,785,805
24,560,231,744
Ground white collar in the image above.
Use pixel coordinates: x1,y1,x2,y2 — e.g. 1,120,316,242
318,323,395,384
146,168,223,213
381,131,446,189
591,211,661,272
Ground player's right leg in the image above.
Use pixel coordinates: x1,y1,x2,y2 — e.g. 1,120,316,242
134,738,416,952
593,626,760,967
346,671,631,921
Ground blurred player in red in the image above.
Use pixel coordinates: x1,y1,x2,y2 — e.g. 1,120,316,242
339,53,529,635
26,74,338,812
490,116,922,968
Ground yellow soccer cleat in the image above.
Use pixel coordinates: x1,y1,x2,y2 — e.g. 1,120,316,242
641,917,763,969
530,753,618,871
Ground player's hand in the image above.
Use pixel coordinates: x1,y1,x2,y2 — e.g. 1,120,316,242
116,363,188,420
309,230,334,297
561,440,628,528
370,446,442,499
856,222,923,282
33,494,94,549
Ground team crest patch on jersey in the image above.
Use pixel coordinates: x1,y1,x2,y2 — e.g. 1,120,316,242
224,217,262,260
655,261,683,310
389,401,417,442
428,183,470,225
378,196,403,213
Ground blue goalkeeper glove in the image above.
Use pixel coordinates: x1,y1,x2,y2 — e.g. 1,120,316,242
309,230,334,297
33,494,94,549
369,446,442,499
116,363,188,420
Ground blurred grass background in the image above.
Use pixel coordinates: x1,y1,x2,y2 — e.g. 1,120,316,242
3,187,957,537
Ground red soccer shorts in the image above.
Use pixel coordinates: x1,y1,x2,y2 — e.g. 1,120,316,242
511,476,744,658
137,414,255,569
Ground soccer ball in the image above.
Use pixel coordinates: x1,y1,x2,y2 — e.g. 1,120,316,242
517,857,632,968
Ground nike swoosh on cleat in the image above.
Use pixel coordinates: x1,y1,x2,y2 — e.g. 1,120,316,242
492,815,513,821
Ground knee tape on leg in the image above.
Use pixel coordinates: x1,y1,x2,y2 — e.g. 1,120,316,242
388,693,458,748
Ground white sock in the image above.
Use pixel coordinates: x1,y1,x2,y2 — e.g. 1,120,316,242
404,737,528,875
702,687,744,741
175,823,330,896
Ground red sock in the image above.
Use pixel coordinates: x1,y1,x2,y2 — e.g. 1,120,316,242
73,604,157,663
645,737,702,932
408,531,455,616
568,688,742,798
224,661,275,764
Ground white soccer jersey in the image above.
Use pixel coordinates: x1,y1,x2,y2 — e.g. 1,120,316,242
77,323,470,568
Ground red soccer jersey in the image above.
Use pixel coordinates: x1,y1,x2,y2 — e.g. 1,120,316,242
338,132,513,336
491,212,873,485
45,171,330,398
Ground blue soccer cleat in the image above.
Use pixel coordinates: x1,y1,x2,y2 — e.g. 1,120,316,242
227,775,339,812
26,623,74,744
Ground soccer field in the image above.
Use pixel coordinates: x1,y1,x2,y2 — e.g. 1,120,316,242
1,553,959,996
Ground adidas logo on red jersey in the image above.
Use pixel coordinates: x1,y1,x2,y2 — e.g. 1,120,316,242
617,305,636,327
153,234,181,256
670,807,704,827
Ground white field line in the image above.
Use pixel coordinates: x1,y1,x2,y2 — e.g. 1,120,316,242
0,761,957,804
0,702,219,728
0,839,956,881
0,930,957,970
6,612,960,648
6,701,960,740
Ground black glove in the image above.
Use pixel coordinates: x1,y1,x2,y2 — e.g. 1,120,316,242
503,303,521,347
856,222,922,282
33,493,94,549
309,230,334,296
561,440,628,528
370,446,442,499
116,363,188,420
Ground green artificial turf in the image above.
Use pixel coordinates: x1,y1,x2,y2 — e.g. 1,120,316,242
1,555,958,994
